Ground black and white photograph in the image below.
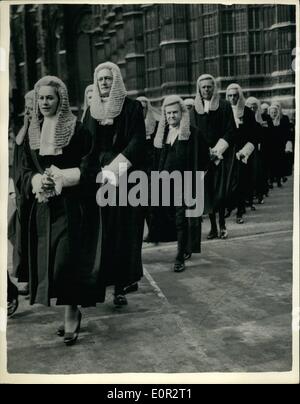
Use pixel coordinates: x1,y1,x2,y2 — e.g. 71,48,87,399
0,0,299,384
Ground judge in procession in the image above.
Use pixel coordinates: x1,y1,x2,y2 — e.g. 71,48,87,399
148,95,209,272
136,96,161,243
8,90,35,299
22,76,103,346
225,84,257,224
267,104,291,188
190,74,237,240
82,61,147,307
245,96,270,202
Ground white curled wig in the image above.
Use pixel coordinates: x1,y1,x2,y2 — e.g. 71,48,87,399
25,89,34,103
268,104,280,127
245,96,264,125
154,95,191,149
81,84,93,122
261,102,269,112
272,101,283,119
195,74,219,114
90,61,127,124
28,76,77,151
136,96,161,137
225,83,245,118
183,98,195,108
16,90,35,145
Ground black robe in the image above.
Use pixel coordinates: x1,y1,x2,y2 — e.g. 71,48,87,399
8,130,34,282
233,106,258,206
268,115,291,179
22,122,103,306
147,126,210,253
82,97,147,289
190,99,238,213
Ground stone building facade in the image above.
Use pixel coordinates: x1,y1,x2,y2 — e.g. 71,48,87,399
10,3,296,124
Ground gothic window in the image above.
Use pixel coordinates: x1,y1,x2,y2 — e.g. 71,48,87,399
76,13,94,102
223,57,234,77
236,56,247,75
235,10,247,31
223,11,234,32
235,34,247,54
249,32,261,52
204,59,218,77
250,55,262,74
264,54,272,74
249,7,260,30
223,35,234,54
203,15,217,36
277,5,291,23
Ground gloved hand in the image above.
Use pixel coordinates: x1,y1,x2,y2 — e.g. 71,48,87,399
236,142,255,164
210,138,229,165
97,168,118,187
31,173,54,203
285,141,293,153
97,154,132,187
47,165,81,195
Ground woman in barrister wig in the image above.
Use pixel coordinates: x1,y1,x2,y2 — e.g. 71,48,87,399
136,96,161,243
267,104,291,188
148,95,209,272
225,84,257,224
190,74,238,240
22,76,103,346
82,62,147,307
245,97,270,201
8,90,35,297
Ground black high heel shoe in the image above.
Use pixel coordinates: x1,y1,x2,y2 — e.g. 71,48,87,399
113,294,128,307
64,311,82,346
56,324,65,337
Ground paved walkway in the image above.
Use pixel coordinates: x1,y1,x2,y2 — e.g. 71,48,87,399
4,177,294,375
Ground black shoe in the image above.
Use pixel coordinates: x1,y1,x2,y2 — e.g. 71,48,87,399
64,311,81,346
18,284,29,296
282,177,288,183
7,297,18,318
124,282,138,294
143,234,150,243
173,261,185,272
236,216,244,224
183,252,192,261
220,228,228,239
57,324,65,337
113,294,128,307
207,230,218,239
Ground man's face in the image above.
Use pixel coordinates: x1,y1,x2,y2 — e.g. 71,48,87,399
227,89,239,106
199,79,214,100
165,103,182,128
269,108,278,120
97,68,113,97
25,99,33,121
261,106,268,114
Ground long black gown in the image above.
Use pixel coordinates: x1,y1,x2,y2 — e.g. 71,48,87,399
22,122,103,306
82,97,147,290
